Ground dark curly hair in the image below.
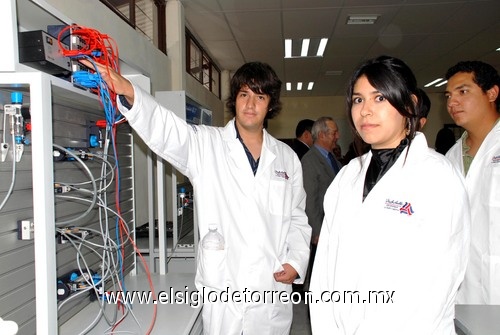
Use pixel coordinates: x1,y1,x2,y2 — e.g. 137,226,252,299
226,62,282,119
445,60,500,111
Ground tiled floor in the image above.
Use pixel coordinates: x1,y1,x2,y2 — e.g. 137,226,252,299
291,300,312,335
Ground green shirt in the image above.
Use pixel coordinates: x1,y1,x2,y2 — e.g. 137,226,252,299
462,118,500,176
461,131,473,176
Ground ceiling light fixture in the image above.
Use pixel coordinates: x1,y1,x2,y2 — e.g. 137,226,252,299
284,38,328,58
317,38,328,56
497,47,500,51
285,39,292,58
435,80,448,87
286,82,314,91
424,78,443,87
301,39,310,57
347,15,379,25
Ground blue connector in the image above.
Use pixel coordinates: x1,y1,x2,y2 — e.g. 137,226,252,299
11,92,22,104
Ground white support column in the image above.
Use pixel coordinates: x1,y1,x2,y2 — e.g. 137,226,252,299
0,0,17,71
166,0,186,91
32,73,57,334
157,156,167,274
147,149,155,273
0,72,58,334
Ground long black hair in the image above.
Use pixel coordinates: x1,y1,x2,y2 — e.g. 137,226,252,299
346,55,420,145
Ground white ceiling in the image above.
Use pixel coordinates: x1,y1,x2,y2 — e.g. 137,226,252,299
180,0,500,97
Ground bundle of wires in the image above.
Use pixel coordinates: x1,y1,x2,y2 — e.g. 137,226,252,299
56,25,157,334
57,24,124,126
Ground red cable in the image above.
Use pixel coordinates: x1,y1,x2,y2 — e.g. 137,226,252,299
111,124,157,335
57,24,120,112
57,24,157,334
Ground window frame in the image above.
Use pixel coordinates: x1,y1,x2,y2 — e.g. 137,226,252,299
186,29,221,98
99,0,166,54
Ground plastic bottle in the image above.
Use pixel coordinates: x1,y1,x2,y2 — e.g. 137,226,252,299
202,224,224,250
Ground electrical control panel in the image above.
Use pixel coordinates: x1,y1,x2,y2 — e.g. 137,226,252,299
18,30,71,76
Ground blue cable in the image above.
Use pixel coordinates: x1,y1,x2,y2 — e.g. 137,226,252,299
72,70,100,89
72,55,123,125
72,55,128,292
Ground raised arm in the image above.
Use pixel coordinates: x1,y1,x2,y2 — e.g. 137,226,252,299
79,59,135,105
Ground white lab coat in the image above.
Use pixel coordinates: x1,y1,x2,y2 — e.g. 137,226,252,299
309,133,470,335
446,121,500,304
118,84,311,334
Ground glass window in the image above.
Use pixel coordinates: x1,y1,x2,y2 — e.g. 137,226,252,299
135,0,154,43
101,0,132,23
186,30,221,98
100,0,165,53
211,64,220,96
189,40,203,81
202,55,210,89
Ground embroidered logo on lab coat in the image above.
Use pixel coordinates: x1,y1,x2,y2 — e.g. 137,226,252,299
492,155,500,164
399,202,414,215
274,170,289,180
384,199,414,215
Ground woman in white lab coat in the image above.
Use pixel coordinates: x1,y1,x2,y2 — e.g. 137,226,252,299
309,56,470,335
88,60,311,334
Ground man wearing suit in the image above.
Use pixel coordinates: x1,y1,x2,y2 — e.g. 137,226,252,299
301,116,341,288
291,119,314,159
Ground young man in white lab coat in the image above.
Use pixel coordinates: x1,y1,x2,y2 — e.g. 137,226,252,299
86,60,311,334
444,60,500,304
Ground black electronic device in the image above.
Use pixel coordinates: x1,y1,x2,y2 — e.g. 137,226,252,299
18,30,71,76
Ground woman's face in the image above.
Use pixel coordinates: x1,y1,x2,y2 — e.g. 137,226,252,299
351,75,407,149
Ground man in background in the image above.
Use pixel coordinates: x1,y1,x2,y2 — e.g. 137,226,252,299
445,60,500,304
291,119,314,159
301,116,341,288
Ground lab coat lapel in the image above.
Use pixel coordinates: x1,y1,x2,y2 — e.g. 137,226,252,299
223,119,257,193
256,130,276,179
467,121,500,178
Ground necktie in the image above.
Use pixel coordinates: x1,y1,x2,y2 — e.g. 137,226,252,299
328,152,340,174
